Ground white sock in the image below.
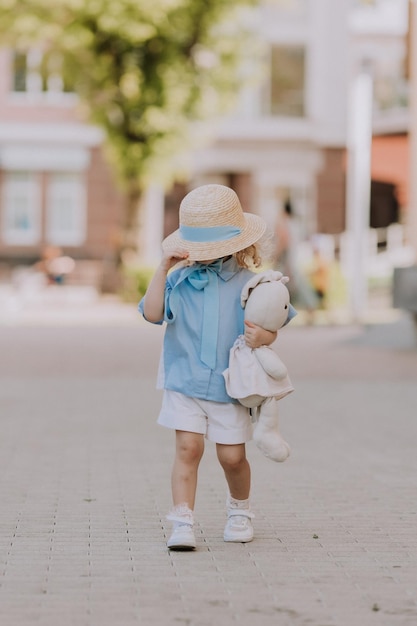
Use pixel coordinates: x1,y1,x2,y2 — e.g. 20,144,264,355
227,495,250,510
166,503,194,526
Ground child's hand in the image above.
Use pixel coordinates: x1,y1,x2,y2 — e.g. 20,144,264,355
244,320,277,349
144,249,189,322
160,249,189,273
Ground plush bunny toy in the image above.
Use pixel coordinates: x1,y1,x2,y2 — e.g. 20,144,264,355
223,270,296,462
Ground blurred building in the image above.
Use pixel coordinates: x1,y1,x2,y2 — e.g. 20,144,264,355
151,0,411,263
0,0,411,277
162,0,352,253
352,0,409,241
0,48,124,284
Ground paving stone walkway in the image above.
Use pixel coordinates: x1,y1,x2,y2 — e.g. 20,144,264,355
0,297,416,625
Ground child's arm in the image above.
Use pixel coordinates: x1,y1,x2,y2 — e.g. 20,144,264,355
143,250,189,322
244,320,277,349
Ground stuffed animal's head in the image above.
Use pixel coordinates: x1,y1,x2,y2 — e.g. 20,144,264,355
241,270,293,332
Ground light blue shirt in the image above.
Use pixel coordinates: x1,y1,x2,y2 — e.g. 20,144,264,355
138,256,255,403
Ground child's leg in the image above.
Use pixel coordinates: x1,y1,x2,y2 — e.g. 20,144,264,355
216,442,250,500
167,430,204,551
216,443,254,543
172,430,204,509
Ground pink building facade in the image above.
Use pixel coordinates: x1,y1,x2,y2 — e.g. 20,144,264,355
0,48,124,275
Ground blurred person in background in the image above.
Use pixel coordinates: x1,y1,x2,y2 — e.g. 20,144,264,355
307,237,330,311
35,246,75,285
274,198,318,321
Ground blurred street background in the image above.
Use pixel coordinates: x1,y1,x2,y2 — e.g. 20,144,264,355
0,0,416,320
1,0,417,625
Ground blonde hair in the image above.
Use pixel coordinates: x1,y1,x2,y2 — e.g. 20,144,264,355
235,229,274,269
235,244,262,269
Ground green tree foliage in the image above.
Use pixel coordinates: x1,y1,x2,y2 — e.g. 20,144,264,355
0,0,257,234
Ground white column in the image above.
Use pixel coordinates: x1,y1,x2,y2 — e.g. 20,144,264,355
138,184,165,265
255,183,279,229
345,62,374,321
408,0,417,259
308,0,350,146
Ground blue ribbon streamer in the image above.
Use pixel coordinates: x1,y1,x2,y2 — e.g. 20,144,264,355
171,259,224,370
186,260,223,369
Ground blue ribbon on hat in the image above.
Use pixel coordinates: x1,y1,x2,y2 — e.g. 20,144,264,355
180,225,241,243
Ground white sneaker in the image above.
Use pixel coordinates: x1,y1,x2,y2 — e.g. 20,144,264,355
224,510,254,543
167,523,196,551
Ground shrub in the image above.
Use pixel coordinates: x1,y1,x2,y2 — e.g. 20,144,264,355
120,265,154,303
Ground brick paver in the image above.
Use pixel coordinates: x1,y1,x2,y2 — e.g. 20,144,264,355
1,297,416,626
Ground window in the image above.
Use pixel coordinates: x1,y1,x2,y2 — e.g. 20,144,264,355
373,43,408,111
263,0,308,17
46,173,86,246
13,52,27,92
12,48,74,96
265,45,306,117
1,172,41,245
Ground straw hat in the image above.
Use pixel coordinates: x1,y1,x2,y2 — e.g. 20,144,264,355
162,184,267,261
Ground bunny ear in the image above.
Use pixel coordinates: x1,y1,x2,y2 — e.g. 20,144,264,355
240,270,284,308
240,275,259,308
281,276,289,285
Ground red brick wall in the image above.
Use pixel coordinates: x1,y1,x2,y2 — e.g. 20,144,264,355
229,173,253,213
83,147,124,260
371,134,408,209
164,182,186,239
316,148,346,234
0,148,124,264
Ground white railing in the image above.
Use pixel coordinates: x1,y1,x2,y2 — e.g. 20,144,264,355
296,225,415,282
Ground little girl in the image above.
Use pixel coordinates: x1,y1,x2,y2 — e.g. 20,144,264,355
138,184,276,550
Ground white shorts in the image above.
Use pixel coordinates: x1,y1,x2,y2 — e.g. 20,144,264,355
158,390,253,445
